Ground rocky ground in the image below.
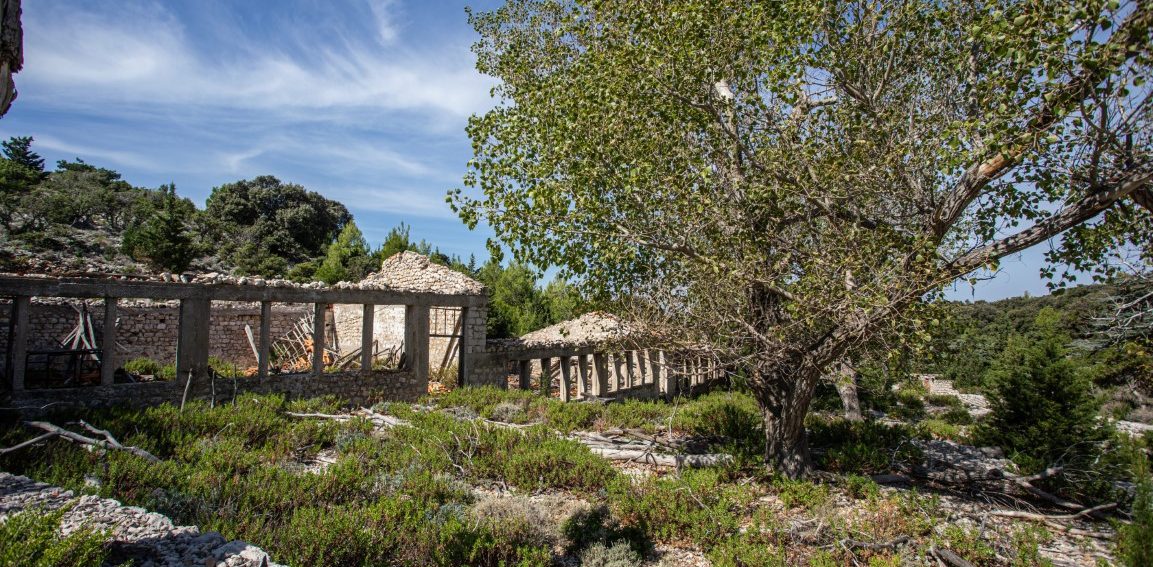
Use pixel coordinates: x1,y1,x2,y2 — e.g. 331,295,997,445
0,472,282,567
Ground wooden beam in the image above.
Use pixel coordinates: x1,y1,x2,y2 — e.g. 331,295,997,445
100,297,118,386
312,303,326,376
258,301,272,378
558,356,571,402
7,295,30,391
518,359,532,390
360,304,375,373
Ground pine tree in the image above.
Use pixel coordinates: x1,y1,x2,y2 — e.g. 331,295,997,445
1,136,45,175
122,185,197,272
977,308,1105,472
314,221,371,284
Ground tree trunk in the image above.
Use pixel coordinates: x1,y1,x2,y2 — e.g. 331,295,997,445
833,361,863,421
755,362,822,478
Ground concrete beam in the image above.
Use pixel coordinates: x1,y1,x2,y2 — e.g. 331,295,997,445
576,354,590,398
593,354,609,396
100,297,118,386
360,304,375,373
0,275,486,307
558,356,571,402
312,303,326,376
258,301,271,378
7,295,30,391
175,297,210,382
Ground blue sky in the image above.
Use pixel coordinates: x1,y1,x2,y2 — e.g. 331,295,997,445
2,0,1065,301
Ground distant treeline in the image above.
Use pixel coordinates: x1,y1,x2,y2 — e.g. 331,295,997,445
0,136,585,339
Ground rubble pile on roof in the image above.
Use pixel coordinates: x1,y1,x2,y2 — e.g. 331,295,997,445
503,311,635,349
360,251,486,296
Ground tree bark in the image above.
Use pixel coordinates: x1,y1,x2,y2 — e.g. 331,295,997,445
756,362,823,477
833,361,863,421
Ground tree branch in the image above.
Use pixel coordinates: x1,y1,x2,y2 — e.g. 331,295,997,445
928,3,1152,239
948,172,1153,276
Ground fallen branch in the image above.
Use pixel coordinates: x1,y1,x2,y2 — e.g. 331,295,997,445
843,535,910,551
19,421,160,463
286,409,408,428
987,501,1117,522
929,545,975,567
584,446,733,468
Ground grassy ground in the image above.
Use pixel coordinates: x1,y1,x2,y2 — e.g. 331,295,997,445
0,387,1128,566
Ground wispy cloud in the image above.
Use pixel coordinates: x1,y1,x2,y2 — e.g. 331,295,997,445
21,1,494,118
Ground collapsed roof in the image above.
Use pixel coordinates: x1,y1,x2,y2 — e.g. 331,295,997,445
360,251,486,296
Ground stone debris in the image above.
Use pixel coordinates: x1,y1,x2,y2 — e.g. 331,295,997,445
360,251,486,296
495,311,634,350
0,251,487,297
928,379,991,417
0,472,283,567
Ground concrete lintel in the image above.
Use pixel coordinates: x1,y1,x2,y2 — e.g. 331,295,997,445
0,276,485,307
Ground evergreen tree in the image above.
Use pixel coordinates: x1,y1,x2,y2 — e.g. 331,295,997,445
977,308,1106,472
314,221,372,284
121,184,197,272
1,136,45,176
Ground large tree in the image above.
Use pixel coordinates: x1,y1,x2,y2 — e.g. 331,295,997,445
453,0,1153,475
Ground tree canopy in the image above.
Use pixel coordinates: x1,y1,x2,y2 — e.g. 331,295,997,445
455,0,1153,475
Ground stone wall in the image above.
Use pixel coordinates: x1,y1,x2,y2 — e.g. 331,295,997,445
0,300,308,369
2,369,425,416
332,304,463,375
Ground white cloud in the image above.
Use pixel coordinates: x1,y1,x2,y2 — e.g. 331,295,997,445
33,134,157,171
20,1,495,119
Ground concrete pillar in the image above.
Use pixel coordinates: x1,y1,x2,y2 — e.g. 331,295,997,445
176,297,211,381
312,303,326,376
457,307,470,386
592,353,609,396
658,350,674,399
100,297,118,386
258,301,272,378
404,304,430,382
361,304,375,373
612,353,626,392
539,357,552,397
559,356,572,402
577,354,590,398
7,295,30,391
624,351,637,390
518,359,532,390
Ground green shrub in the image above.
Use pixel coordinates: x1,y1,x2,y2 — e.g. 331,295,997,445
1010,525,1052,567
608,469,752,547
921,419,968,443
808,416,925,474
926,394,964,409
976,310,1107,474
937,525,995,564
1117,462,1153,567
845,474,881,500
122,357,162,376
773,476,830,510
209,357,244,379
940,406,974,425
579,541,643,567
0,505,109,567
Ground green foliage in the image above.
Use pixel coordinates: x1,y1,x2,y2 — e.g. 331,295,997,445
937,525,995,565
808,416,926,475
121,184,198,272
976,308,1107,472
122,357,163,376
844,474,881,500
0,505,109,567
203,175,351,276
313,221,373,284
608,469,752,548
773,477,830,510
578,541,643,567
1116,460,1153,567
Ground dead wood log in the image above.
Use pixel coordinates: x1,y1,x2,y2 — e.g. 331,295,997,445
286,409,408,428
583,446,733,467
844,535,909,551
929,545,975,567
12,421,161,462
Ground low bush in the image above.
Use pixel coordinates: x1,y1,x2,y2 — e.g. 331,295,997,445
0,505,109,567
608,469,754,548
579,541,642,567
122,357,162,376
808,416,925,475
773,477,830,510
844,474,880,500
